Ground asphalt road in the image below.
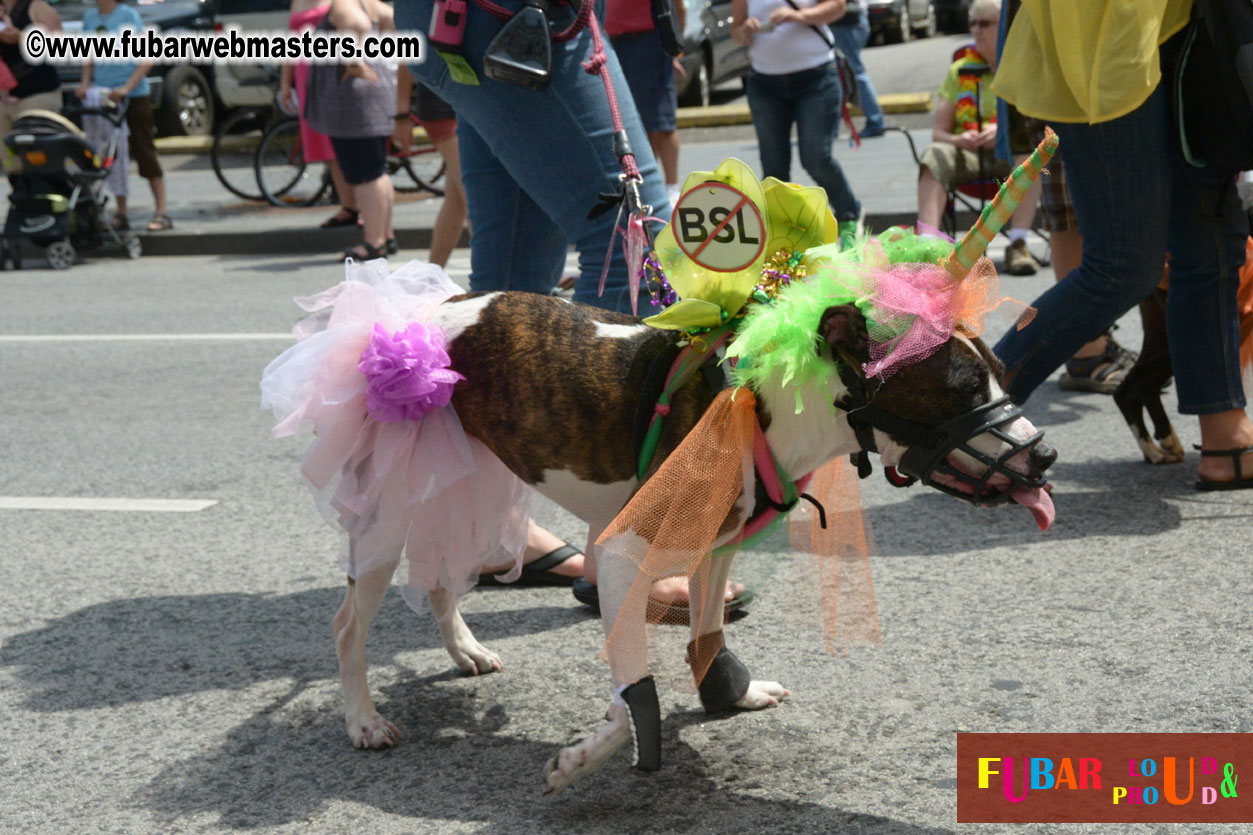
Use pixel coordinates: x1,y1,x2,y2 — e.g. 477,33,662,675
2,246,1250,835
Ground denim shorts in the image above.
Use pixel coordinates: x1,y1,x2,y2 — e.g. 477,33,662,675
329,135,388,185
610,30,677,133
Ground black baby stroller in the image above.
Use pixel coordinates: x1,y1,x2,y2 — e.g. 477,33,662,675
1,104,141,270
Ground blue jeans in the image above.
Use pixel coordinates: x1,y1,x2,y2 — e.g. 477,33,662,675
993,82,1249,415
830,17,884,131
745,62,861,221
396,0,670,314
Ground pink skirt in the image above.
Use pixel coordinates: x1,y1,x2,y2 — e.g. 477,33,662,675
261,259,533,617
291,7,336,165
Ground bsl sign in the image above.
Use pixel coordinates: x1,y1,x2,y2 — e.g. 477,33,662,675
673,182,766,273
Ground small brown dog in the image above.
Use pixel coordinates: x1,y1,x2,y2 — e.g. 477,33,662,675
1114,237,1253,463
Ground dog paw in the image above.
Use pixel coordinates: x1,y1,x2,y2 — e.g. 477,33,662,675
542,705,631,795
733,680,790,710
346,711,399,749
451,638,503,676
1159,430,1185,463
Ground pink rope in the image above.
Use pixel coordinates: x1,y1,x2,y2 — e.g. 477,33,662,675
582,12,640,181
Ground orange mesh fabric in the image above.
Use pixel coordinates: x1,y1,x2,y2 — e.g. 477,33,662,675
787,458,881,655
595,388,881,689
596,387,757,684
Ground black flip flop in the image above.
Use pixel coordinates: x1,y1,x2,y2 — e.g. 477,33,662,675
478,543,582,587
1194,443,1253,491
571,578,753,624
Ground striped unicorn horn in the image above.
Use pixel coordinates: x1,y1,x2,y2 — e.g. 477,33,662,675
945,127,1059,280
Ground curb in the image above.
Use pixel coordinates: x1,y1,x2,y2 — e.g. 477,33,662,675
155,92,933,155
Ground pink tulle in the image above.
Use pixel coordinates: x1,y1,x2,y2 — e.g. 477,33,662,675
830,240,1017,380
359,322,463,423
261,259,532,617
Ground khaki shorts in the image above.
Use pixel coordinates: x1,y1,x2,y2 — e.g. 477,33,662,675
919,142,1012,192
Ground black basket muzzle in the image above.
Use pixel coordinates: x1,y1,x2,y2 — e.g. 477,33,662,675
835,363,1047,507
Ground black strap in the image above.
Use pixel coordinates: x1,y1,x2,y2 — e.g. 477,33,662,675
621,676,661,771
781,0,835,48
687,632,752,714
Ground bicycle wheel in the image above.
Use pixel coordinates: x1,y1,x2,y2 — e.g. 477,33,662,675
256,118,329,208
211,107,270,202
389,146,445,196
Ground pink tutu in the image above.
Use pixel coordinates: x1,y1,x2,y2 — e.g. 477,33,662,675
261,259,532,616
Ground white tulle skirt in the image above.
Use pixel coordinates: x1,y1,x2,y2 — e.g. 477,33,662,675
260,259,532,616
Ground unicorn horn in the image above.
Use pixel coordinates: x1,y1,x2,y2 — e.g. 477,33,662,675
945,127,1059,280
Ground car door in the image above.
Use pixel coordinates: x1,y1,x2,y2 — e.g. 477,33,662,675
705,0,748,83
213,0,296,108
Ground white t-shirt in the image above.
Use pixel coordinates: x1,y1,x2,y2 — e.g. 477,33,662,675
747,0,835,76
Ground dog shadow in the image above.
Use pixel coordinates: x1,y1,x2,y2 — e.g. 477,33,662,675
134,677,956,834
855,484,1184,557
0,588,585,713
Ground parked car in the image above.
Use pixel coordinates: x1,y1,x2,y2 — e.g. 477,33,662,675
866,0,936,44
53,0,290,136
933,0,971,33
675,0,750,108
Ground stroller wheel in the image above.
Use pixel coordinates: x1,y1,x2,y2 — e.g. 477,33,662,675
46,240,75,270
123,233,142,260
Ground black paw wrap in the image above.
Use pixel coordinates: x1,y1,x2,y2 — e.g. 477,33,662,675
696,645,751,714
622,676,661,772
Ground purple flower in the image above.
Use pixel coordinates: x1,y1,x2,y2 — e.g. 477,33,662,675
358,322,464,422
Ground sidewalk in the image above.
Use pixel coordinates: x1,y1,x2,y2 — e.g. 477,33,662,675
83,105,956,259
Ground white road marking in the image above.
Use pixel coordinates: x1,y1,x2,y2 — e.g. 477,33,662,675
0,497,218,512
0,333,293,343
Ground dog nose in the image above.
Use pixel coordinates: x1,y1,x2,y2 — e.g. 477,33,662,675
1029,441,1058,474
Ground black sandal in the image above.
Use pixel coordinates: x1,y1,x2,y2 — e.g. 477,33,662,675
342,241,387,262
1058,334,1137,394
478,543,582,587
1194,444,1253,491
571,578,754,624
320,208,359,228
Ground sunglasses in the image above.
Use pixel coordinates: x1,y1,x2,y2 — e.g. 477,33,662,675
970,19,997,29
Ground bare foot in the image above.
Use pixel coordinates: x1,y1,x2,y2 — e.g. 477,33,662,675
1196,411,1253,485
484,520,584,579
649,575,745,606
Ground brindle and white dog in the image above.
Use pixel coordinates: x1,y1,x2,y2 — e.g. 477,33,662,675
329,290,1057,793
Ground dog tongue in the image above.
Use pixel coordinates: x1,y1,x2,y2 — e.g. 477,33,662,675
1011,485,1055,531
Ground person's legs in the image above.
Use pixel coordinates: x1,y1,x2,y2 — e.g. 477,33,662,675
793,64,860,221
648,130,680,193
457,120,567,293
331,136,391,257
993,85,1173,402
354,175,392,251
746,71,795,183
915,143,965,229
399,0,668,315
1162,149,1252,482
428,133,467,268
916,165,949,230
830,16,884,133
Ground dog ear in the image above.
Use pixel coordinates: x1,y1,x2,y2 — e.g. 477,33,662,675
819,304,870,372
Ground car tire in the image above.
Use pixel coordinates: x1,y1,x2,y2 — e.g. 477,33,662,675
158,66,214,137
884,2,911,43
915,3,937,38
680,51,711,108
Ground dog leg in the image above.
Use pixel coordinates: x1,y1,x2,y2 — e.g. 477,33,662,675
334,556,402,749
690,555,788,712
543,546,642,794
427,586,503,676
